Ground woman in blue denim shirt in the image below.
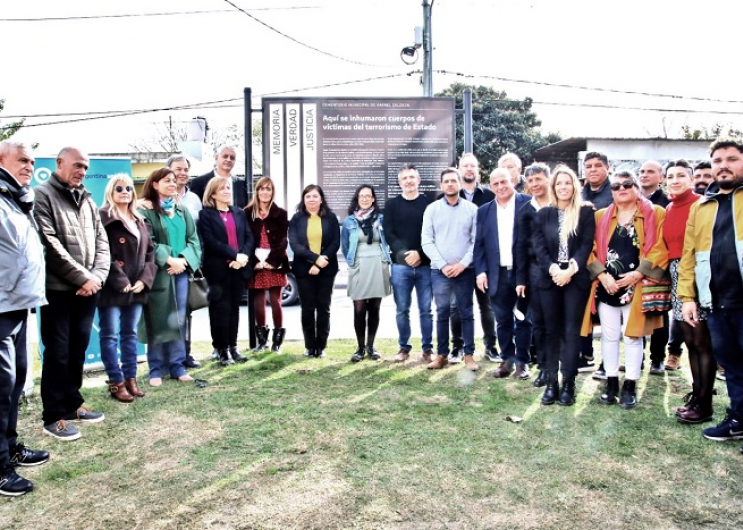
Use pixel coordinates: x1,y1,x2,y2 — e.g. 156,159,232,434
341,185,391,362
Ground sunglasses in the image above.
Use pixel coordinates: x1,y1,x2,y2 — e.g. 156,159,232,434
610,181,635,191
115,185,134,193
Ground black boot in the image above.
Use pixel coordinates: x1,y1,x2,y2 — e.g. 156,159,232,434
600,376,620,405
350,347,365,363
271,328,286,353
366,345,382,361
619,379,637,409
218,348,234,367
229,346,248,363
253,325,269,352
541,375,559,405
533,369,547,388
558,376,576,406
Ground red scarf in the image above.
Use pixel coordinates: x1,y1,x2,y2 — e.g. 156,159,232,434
595,196,657,266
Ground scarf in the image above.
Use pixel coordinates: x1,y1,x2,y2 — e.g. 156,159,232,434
161,196,176,213
595,196,657,266
354,207,376,245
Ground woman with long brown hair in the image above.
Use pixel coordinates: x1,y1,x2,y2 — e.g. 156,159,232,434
245,177,289,353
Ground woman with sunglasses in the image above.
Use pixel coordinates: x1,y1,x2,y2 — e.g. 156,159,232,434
582,170,668,408
532,166,595,406
98,175,157,401
138,168,202,386
341,185,391,362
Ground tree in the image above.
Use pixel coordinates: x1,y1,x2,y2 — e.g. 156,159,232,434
681,123,743,141
435,83,560,176
0,99,25,141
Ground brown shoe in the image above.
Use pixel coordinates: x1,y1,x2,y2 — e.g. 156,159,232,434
125,377,145,397
513,362,531,380
665,354,681,371
421,350,434,363
108,381,134,403
677,402,714,424
464,354,479,371
492,361,513,378
427,354,449,370
393,349,410,363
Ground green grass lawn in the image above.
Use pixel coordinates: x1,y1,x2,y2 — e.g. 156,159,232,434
3,339,741,529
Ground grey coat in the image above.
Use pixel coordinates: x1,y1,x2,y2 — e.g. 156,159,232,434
33,173,110,291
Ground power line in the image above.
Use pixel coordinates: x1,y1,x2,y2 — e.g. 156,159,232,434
221,0,394,68
0,7,320,22
435,69,743,105
479,98,743,115
0,73,415,130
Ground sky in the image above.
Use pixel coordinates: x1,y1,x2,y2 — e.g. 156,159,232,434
3,0,743,157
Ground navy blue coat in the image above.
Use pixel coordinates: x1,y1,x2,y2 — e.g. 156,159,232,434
473,193,531,298
198,206,254,282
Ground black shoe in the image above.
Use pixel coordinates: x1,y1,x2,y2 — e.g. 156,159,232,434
211,349,219,361
592,365,607,380
0,464,33,497
350,348,365,363
703,414,743,441
600,377,619,405
253,325,270,352
619,380,637,409
10,444,49,467
218,348,234,367
184,355,201,369
533,369,547,388
304,349,314,357
229,346,248,363
541,376,559,405
485,347,501,363
366,346,382,361
576,356,595,372
314,348,326,359
558,377,576,406
649,362,665,375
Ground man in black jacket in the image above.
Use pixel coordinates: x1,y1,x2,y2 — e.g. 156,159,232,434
190,146,248,209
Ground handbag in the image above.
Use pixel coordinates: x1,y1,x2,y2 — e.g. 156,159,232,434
188,268,209,311
641,274,672,313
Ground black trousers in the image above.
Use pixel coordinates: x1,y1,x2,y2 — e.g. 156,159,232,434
207,271,245,350
0,310,28,467
40,290,99,425
297,275,335,350
540,280,591,378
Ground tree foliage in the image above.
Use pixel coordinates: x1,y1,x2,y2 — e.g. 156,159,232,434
681,123,743,141
0,99,25,141
435,83,560,176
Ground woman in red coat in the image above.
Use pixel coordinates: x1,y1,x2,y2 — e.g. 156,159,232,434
245,177,290,353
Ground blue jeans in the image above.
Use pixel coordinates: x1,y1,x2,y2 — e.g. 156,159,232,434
707,308,743,421
431,268,475,356
391,263,433,352
147,272,188,379
98,304,143,383
490,267,532,364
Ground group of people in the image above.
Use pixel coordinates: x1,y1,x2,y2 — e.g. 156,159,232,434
1,136,742,498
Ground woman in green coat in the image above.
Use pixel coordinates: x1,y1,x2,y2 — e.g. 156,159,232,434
138,168,202,386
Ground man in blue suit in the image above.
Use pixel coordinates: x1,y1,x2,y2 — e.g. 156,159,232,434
474,168,533,379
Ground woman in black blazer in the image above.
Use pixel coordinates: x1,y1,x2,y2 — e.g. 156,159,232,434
288,184,340,358
198,176,254,366
532,165,596,406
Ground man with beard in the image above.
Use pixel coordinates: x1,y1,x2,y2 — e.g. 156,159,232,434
679,138,743,450
693,161,714,195
448,153,497,368
422,168,478,370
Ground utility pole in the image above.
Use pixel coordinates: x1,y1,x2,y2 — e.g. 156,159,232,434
422,0,433,97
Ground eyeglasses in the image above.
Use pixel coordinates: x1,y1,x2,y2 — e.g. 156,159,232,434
610,181,635,191
221,155,236,161
115,185,133,193
358,194,374,199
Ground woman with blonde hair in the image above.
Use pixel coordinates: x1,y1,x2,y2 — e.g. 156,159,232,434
98,174,157,401
582,170,668,409
198,176,253,366
245,177,289,353
532,166,595,406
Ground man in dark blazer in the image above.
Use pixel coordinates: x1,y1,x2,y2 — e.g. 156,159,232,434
474,168,532,380
190,146,248,209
